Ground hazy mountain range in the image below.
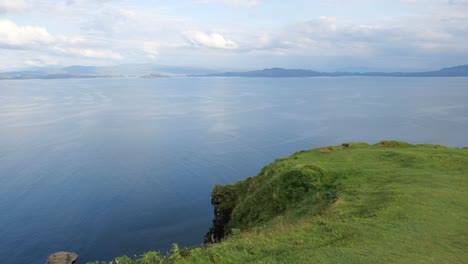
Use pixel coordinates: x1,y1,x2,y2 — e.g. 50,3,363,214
1,64,467,80
0,64,219,80
196,65,468,78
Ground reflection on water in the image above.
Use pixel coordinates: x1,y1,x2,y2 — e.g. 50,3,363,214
0,77,467,263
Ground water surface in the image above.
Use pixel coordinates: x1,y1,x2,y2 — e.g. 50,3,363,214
0,77,467,263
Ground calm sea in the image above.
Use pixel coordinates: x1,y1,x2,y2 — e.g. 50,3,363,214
0,77,467,263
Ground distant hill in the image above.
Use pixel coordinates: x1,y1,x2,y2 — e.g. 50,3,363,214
195,64,468,78
424,65,468,76
208,68,324,77
2,64,468,80
0,64,219,80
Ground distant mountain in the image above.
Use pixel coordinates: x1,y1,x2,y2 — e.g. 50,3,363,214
0,64,220,80
0,70,117,80
141,73,169,78
208,68,324,77
195,65,468,78
2,64,468,80
424,65,468,77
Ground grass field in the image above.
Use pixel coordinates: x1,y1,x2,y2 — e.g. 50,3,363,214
89,141,468,264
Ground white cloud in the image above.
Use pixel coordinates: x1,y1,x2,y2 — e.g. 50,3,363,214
62,48,123,60
143,41,160,59
194,0,259,7
58,36,88,44
221,0,259,6
0,19,54,48
185,31,238,49
0,0,32,13
81,7,140,34
402,0,468,4
295,16,338,36
0,1,467,70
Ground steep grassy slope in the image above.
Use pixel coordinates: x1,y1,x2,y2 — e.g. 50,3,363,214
89,141,468,264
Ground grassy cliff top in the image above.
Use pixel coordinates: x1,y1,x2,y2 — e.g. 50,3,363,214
90,141,468,264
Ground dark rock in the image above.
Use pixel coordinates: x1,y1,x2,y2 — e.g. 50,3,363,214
46,252,78,264
209,184,239,242
211,201,233,242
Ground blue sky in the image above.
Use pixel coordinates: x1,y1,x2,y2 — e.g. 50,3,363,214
1,0,468,71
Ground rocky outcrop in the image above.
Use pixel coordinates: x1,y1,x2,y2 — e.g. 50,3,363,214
209,184,240,242
46,252,78,264
211,199,233,242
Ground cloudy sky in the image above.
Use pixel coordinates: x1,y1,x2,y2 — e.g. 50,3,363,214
1,0,468,71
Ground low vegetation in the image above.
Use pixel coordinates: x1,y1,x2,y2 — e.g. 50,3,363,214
88,141,468,263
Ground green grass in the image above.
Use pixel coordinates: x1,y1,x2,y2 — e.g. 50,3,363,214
89,141,468,264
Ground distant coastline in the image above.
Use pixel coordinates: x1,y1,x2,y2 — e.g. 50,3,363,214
1,64,468,80
193,64,468,78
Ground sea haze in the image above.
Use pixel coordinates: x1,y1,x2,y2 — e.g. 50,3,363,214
0,77,467,263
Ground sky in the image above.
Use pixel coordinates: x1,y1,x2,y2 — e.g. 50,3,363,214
0,0,468,71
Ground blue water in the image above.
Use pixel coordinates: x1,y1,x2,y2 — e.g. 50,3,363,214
0,77,467,263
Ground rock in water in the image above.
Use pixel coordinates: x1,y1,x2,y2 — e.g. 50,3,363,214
46,252,78,264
